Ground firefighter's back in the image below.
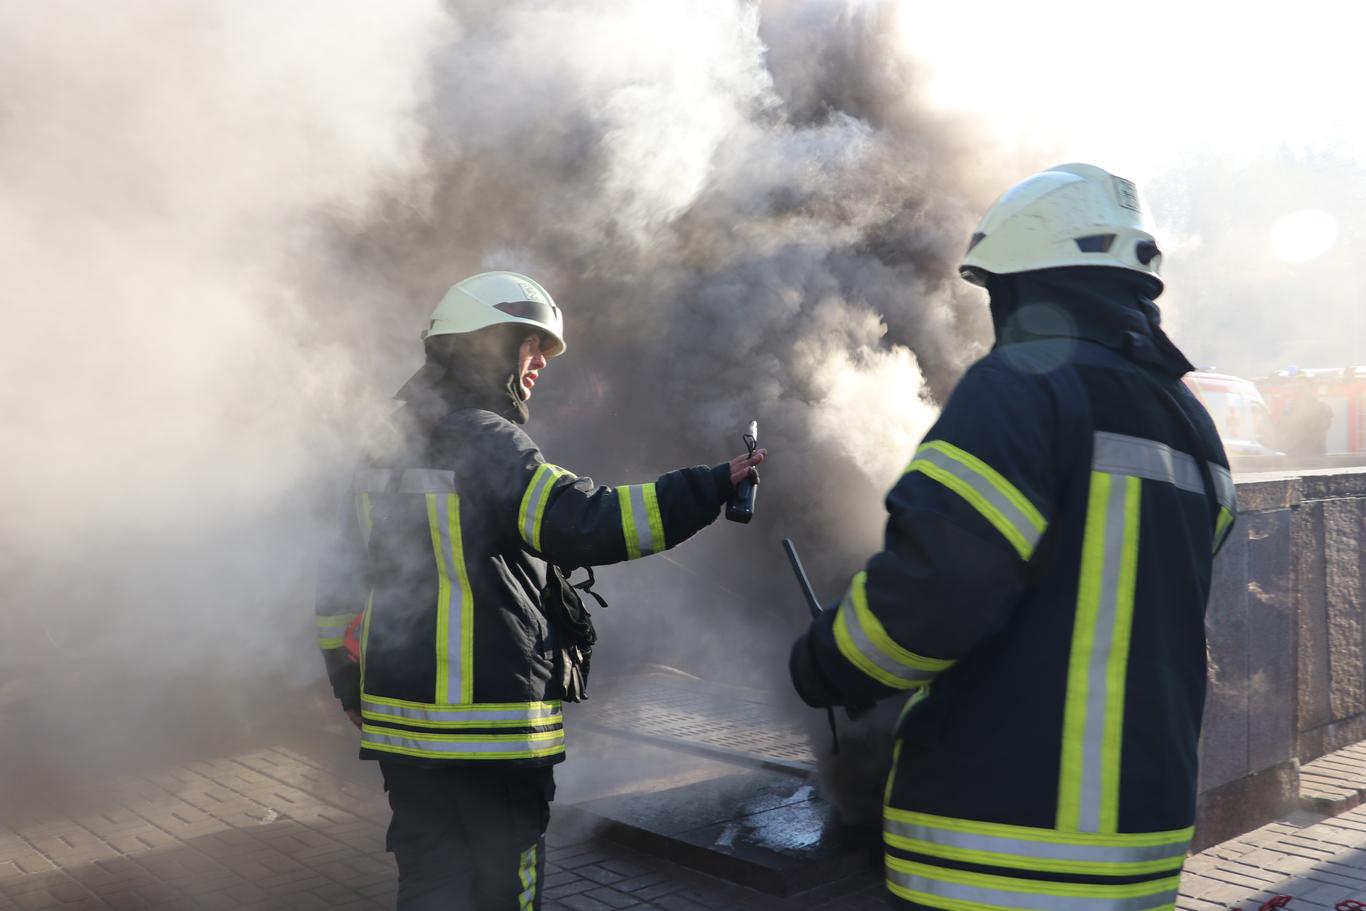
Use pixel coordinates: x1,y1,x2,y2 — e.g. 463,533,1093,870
886,337,1234,910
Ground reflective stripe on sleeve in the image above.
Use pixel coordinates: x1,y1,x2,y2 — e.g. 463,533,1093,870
519,463,571,552
1058,471,1142,834
617,483,665,560
832,571,953,690
361,698,562,729
885,855,1180,911
905,441,1047,560
361,724,565,760
883,808,1191,877
316,613,354,650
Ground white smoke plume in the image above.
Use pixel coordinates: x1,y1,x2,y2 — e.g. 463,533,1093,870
0,1,452,769
1,0,1014,822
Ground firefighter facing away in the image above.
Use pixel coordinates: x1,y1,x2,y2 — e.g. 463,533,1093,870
315,271,765,910
789,163,1235,910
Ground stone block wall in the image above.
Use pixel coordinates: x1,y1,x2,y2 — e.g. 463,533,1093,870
1194,469,1366,847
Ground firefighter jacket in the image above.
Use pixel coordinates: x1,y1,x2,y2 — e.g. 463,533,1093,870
316,405,733,769
790,269,1236,911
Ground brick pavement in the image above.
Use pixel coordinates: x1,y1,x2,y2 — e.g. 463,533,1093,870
8,720,1366,910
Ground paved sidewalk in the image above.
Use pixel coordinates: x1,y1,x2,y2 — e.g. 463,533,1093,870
6,716,1366,910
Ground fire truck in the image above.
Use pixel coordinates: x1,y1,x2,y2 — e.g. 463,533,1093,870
1256,367,1366,455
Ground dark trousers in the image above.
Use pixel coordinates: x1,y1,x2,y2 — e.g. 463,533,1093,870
380,761,555,910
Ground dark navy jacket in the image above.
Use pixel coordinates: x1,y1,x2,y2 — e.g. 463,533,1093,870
791,269,1235,910
317,407,732,769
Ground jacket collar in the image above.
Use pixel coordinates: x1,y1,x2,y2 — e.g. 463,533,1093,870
989,267,1195,378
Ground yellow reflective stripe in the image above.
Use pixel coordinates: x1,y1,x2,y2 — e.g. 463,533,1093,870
360,727,565,743
886,856,1181,908
643,484,665,553
849,572,953,674
907,441,1046,560
884,807,1193,847
518,843,538,911
1059,472,1142,833
450,494,474,705
882,833,1184,877
834,603,907,690
616,483,665,560
361,724,565,761
360,699,562,729
429,494,453,704
1213,506,1234,553
355,491,374,546
361,694,563,713
360,590,373,685
1101,477,1142,832
316,612,352,649
519,463,570,551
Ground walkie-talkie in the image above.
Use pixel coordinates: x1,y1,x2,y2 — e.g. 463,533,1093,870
725,421,758,524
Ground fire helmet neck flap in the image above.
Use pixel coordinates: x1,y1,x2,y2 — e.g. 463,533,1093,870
423,271,566,357
959,163,1164,295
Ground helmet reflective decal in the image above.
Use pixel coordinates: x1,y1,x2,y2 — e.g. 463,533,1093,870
1113,176,1141,212
517,280,546,303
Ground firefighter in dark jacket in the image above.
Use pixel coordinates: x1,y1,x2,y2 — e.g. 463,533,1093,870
315,270,765,910
789,164,1235,911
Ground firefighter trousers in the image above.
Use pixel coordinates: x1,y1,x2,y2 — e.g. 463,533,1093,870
379,761,554,910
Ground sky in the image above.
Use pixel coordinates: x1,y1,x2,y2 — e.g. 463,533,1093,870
893,0,1366,376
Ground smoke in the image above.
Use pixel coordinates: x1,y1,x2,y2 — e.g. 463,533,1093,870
0,1,452,769
1152,149,1366,377
1,0,1014,823
319,0,1014,820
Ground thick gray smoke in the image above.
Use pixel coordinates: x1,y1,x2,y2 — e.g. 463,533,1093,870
321,0,1016,821
1,0,1015,822
0,1,452,773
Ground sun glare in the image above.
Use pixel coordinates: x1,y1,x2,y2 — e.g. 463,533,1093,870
1270,209,1339,264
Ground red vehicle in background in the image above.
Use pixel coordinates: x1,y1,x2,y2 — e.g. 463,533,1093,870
1257,367,1366,456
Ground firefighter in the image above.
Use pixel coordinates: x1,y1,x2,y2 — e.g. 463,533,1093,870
315,271,765,910
789,163,1235,910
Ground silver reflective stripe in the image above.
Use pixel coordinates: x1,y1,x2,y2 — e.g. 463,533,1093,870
400,469,455,493
1092,432,1202,494
1210,464,1235,510
1078,475,1130,831
883,818,1189,866
362,728,565,755
521,465,559,547
362,701,562,724
839,602,937,688
627,484,657,557
914,445,1043,555
350,469,392,493
886,864,1178,911
429,495,467,704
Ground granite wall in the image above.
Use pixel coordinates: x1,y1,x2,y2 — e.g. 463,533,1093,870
1194,468,1366,848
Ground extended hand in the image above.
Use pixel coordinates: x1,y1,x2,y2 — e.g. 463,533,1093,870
728,448,767,487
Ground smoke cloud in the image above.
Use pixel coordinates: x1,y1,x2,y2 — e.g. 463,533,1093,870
2,0,1015,821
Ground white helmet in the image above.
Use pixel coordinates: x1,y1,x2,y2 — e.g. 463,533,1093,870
959,163,1164,292
424,270,566,356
